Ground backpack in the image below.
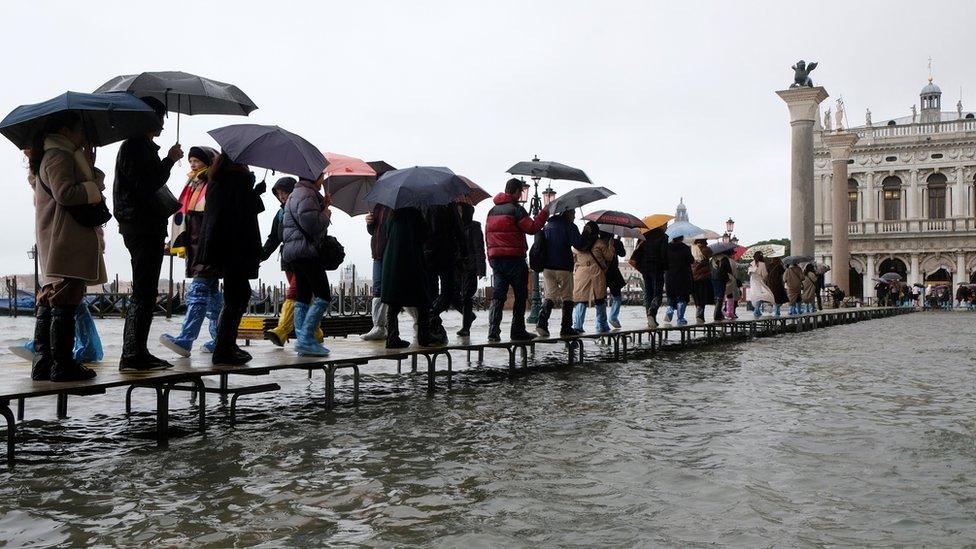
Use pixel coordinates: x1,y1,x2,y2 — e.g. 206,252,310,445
287,208,345,271
529,231,547,273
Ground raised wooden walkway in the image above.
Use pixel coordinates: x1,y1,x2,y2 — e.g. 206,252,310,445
0,306,913,463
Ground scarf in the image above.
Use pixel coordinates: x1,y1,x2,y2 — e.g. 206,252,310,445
44,134,95,183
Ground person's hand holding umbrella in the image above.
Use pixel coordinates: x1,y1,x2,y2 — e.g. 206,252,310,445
167,143,184,163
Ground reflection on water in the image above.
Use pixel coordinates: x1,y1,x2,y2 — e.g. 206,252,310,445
0,311,974,546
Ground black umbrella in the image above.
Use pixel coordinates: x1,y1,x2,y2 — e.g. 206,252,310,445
364,166,469,209
547,186,614,215
208,124,327,180
94,71,258,141
781,255,814,266
507,155,591,183
367,160,396,178
880,272,902,282
598,224,644,240
0,91,159,149
709,242,737,255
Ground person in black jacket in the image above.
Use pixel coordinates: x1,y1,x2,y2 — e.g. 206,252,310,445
423,204,467,344
629,225,668,328
455,203,486,337
663,236,694,326
198,153,265,364
113,97,183,371
536,209,582,337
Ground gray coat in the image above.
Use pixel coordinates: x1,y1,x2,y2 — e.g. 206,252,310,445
282,180,330,266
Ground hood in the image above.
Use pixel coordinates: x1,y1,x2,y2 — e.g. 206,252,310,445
493,192,516,206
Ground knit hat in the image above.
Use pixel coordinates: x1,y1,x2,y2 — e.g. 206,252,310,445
272,176,297,195
188,146,215,166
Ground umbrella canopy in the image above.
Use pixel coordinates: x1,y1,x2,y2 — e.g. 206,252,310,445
208,124,327,180
364,166,469,209
598,224,645,240
782,255,814,267
367,160,397,178
0,91,159,149
583,210,646,229
709,242,737,255
688,229,722,240
94,71,257,116
507,157,591,183
740,244,787,262
732,245,749,261
322,152,377,216
547,186,615,215
880,272,902,282
665,220,708,240
640,214,674,232
456,176,491,206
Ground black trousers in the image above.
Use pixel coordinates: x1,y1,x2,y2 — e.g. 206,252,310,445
291,259,331,304
428,265,459,317
121,233,165,358
215,276,251,352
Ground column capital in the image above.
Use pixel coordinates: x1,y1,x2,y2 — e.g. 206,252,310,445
776,86,829,122
822,131,860,160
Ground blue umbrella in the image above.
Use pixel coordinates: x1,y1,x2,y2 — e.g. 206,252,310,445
0,91,159,149
364,166,469,209
207,124,327,180
665,220,708,240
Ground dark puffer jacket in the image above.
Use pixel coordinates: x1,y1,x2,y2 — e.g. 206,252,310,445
485,192,549,259
542,215,582,271
198,156,265,279
113,136,176,235
630,227,668,274
282,180,330,267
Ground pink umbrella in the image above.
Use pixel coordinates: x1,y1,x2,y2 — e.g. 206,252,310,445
323,152,378,216
732,245,748,261
455,176,491,206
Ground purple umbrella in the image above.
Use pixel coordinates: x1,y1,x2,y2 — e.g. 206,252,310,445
207,124,327,180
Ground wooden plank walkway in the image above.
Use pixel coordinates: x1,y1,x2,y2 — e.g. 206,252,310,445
0,306,914,463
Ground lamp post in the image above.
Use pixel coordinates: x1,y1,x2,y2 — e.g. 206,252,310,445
517,171,546,324
28,244,38,294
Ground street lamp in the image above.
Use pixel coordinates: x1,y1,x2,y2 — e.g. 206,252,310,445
722,232,731,244
731,236,739,246
725,218,735,234
542,186,557,208
525,156,546,323
27,244,38,293
518,178,530,204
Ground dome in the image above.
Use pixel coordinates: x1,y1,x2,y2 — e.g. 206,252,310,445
921,80,942,95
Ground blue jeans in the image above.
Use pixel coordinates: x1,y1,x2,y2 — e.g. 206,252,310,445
372,260,383,297
169,277,221,350
642,270,664,314
488,257,529,335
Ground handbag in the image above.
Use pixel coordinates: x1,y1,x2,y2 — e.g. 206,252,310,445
153,185,181,218
36,175,111,228
287,207,345,271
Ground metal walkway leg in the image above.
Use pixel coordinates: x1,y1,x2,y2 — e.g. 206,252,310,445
0,399,14,464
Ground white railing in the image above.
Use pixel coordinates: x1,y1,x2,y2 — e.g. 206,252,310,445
853,119,976,139
882,221,905,233
848,222,860,234
925,219,948,231
823,216,975,236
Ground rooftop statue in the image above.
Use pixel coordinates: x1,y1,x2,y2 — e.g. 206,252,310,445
790,60,818,88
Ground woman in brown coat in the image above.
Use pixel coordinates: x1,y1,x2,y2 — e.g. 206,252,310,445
690,239,713,323
783,263,804,315
801,263,818,313
572,221,616,333
29,111,107,381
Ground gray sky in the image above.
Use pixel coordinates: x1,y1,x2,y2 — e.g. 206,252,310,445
2,0,973,285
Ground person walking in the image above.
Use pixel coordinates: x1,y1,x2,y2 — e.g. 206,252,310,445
484,178,549,342
629,225,668,328
801,263,818,313
765,256,788,317
572,221,616,333
709,249,734,322
198,153,265,364
455,202,486,337
605,235,627,329
663,235,694,326
159,146,221,357
281,175,335,357
382,207,434,348
27,111,107,381
260,177,321,346
360,203,392,341
784,262,805,315
113,97,182,371
690,238,713,323
747,251,775,318
424,204,467,344
535,209,582,337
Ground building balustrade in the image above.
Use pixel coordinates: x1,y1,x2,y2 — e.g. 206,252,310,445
816,216,976,237
853,119,976,139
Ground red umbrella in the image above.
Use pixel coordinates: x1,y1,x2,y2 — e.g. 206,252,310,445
323,152,377,216
455,176,491,206
732,245,748,261
582,210,646,228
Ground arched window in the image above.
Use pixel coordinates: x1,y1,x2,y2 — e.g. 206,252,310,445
848,178,858,222
878,258,908,279
882,176,902,221
925,267,951,284
927,173,947,219
887,120,897,126
967,113,975,119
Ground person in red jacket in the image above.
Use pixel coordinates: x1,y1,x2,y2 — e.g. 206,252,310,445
485,178,549,341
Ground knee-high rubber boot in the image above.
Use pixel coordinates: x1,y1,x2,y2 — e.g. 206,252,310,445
536,299,554,337
203,288,222,352
416,307,441,347
573,302,587,332
73,303,103,363
458,298,475,337
713,299,725,322
676,300,688,326
487,299,503,341
385,305,410,348
31,306,52,381
212,301,250,365
595,301,610,333
696,301,706,324
609,295,622,328
774,303,782,317
295,297,331,357
160,280,210,357
361,297,388,341
664,303,674,324
648,296,660,329
754,301,763,318
266,298,295,347
560,301,580,336
50,307,96,382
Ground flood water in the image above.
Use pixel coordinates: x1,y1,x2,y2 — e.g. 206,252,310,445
0,310,974,547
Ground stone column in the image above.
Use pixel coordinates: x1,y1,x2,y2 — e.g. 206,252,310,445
822,131,859,295
777,86,829,257
956,253,966,288
865,254,876,299
865,172,876,220
907,169,918,221
954,167,965,217
910,254,920,286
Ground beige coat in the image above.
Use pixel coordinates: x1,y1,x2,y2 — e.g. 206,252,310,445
801,271,818,303
783,265,804,302
34,135,107,286
572,238,615,303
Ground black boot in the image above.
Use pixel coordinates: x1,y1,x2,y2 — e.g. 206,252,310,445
457,299,475,337
31,306,53,381
536,299,554,337
509,294,535,342
713,298,725,322
559,301,581,336
120,302,172,371
417,308,442,347
50,307,96,382
487,298,503,342
429,314,448,345
386,306,410,349
212,305,250,365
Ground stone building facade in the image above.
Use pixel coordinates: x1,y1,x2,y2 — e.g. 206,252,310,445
814,77,976,298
